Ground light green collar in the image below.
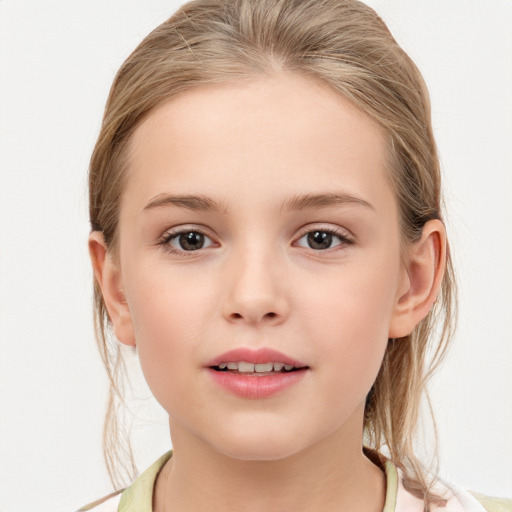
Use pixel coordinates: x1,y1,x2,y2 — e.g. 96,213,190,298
119,451,399,512
119,451,173,512
383,460,398,512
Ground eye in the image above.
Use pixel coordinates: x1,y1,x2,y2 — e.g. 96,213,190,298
164,230,215,252
295,229,352,251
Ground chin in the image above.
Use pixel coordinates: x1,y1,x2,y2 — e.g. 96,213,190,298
219,445,301,462
208,426,310,462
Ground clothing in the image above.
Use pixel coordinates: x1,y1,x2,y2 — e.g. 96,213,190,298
78,451,512,512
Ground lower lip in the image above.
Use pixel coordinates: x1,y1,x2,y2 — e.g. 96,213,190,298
206,368,308,399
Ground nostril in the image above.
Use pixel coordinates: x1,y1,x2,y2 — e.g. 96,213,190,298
229,311,277,320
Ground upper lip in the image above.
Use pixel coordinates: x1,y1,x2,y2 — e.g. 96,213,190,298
205,347,308,368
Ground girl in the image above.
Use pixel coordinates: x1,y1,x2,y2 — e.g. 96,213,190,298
81,0,510,511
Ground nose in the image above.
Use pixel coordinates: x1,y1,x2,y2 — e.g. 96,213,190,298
222,247,289,326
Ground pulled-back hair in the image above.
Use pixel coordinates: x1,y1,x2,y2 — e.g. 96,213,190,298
89,0,456,507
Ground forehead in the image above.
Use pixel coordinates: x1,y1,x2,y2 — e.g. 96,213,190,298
124,72,394,214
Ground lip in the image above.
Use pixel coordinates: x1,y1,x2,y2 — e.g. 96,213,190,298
204,347,309,399
204,347,308,368
206,367,308,399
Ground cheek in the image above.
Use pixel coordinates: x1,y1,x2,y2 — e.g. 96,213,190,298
302,257,399,335
122,265,217,408
297,258,399,393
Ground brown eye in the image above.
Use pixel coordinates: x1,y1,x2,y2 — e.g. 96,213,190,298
307,231,335,250
168,231,213,251
296,229,350,251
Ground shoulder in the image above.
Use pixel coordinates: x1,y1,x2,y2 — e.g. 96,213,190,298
393,464,512,512
76,490,122,512
470,492,512,512
76,451,173,512
444,485,512,512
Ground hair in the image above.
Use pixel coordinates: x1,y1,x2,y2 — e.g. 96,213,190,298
89,0,457,508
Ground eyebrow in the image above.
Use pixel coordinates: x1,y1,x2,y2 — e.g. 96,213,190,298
142,191,374,214
281,192,374,213
143,194,227,213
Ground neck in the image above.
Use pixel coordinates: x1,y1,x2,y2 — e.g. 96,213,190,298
154,417,385,512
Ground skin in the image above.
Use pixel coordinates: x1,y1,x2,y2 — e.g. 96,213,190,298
90,72,446,512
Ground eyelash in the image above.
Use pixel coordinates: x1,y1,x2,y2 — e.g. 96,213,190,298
158,226,354,256
295,227,355,252
158,227,214,255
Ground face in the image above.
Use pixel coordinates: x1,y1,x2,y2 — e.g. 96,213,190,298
113,73,409,461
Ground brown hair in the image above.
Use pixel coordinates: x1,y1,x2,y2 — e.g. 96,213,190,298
89,0,456,507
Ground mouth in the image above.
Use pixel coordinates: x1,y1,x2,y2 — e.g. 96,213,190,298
210,361,308,376
206,355,309,398
205,347,308,373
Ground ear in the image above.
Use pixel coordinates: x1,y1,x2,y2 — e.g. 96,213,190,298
88,232,136,346
389,219,447,338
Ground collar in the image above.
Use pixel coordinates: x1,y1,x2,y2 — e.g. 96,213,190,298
119,451,173,512
118,451,400,512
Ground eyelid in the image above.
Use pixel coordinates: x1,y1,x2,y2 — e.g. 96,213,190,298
158,225,218,255
156,223,354,255
293,224,355,250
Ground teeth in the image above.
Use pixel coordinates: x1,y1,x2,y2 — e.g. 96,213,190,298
238,362,255,373
216,361,299,372
255,362,273,372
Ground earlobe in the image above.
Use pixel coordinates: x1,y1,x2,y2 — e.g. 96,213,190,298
388,219,447,338
88,232,136,346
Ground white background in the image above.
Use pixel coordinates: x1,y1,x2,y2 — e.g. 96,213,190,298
0,1,511,510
